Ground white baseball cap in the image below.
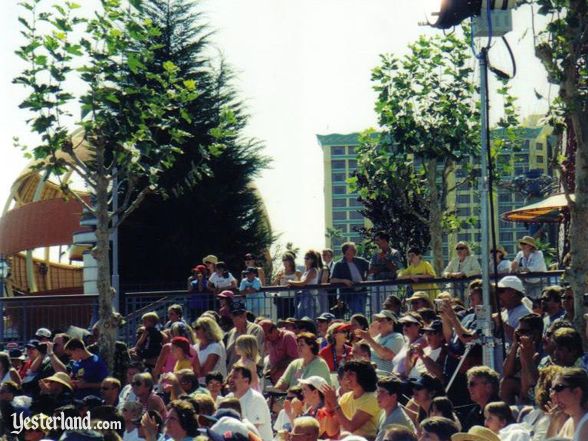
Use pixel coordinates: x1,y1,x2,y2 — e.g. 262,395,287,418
497,276,525,294
35,328,52,338
298,375,329,390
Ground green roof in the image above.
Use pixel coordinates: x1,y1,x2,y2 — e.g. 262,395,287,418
316,133,361,147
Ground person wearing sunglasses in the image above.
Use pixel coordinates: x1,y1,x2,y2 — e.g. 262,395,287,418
319,322,353,373
392,313,425,379
501,313,544,404
549,367,588,440
462,366,500,432
131,372,167,419
443,242,481,280
100,377,121,407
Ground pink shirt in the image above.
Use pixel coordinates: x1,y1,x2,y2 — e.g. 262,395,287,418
268,329,298,366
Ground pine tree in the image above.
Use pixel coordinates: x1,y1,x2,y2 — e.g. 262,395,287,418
118,0,273,288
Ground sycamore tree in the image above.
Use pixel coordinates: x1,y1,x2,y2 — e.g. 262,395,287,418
356,33,480,274
350,130,431,261
355,31,517,274
14,0,225,367
533,0,588,338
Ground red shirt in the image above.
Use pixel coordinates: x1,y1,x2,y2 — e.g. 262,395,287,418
319,344,353,372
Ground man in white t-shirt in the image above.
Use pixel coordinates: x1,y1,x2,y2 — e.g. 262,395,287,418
497,276,532,348
226,366,272,441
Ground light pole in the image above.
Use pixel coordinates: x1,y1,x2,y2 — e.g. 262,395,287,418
423,0,520,370
0,257,10,343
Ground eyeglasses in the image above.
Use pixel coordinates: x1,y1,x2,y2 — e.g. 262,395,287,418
551,383,573,393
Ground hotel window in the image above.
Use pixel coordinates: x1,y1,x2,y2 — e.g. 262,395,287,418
347,146,356,155
536,142,543,150
457,207,471,216
332,198,347,208
457,194,470,204
333,212,347,221
349,198,362,207
349,210,364,220
537,155,544,163
332,146,345,156
500,232,512,242
332,172,346,183
499,193,511,203
332,160,346,170
333,186,346,195
348,160,358,171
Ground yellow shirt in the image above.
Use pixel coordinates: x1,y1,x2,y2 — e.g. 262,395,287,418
173,358,192,372
398,260,439,300
339,391,380,438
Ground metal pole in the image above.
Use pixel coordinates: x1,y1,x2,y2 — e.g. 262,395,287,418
112,167,120,312
478,48,494,370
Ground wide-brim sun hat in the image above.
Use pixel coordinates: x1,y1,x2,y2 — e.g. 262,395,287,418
45,372,74,391
202,255,218,265
518,236,537,249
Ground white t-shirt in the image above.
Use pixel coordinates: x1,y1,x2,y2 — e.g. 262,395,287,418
408,346,443,379
229,388,273,441
209,272,236,289
195,341,227,383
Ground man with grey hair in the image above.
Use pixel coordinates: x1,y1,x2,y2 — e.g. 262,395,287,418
330,242,370,314
291,416,320,441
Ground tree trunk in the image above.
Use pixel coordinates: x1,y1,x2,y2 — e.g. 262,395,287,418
94,146,116,371
426,159,444,275
569,109,588,344
559,3,588,346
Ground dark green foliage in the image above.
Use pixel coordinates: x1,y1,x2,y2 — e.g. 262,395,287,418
118,0,273,286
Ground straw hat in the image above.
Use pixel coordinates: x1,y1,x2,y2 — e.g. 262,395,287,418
451,426,500,441
44,371,74,391
491,245,507,258
518,236,537,249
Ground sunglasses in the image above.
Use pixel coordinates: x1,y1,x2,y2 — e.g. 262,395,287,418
551,383,572,393
402,322,418,327
456,247,467,251
132,381,143,387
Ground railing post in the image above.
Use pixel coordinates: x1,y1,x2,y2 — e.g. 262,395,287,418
0,297,4,346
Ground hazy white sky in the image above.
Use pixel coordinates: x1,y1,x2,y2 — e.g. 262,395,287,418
0,1,550,258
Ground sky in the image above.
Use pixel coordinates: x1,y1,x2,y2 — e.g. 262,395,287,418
0,0,551,261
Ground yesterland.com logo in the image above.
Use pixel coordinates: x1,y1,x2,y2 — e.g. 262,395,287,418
11,412,121,435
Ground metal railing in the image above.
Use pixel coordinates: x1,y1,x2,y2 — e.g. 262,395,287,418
121,271,564,343
0,293,99,347
0,271,563,348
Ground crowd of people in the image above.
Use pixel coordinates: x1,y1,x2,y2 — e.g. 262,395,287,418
1,233,584,441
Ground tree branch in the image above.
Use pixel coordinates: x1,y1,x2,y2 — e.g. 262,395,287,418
114,185,153,228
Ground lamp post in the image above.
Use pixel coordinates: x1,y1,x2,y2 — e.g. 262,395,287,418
0,257,10,344
424,0,520,370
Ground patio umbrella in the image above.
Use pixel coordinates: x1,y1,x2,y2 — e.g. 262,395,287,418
501,193,574,223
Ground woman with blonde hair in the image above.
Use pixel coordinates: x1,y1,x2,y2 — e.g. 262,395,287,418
193,316,227,384
443,241,481,279
551,367,588,440
235,334,261,391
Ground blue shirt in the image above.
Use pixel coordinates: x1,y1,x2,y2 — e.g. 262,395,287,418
70,353,108,398
239,277,261,292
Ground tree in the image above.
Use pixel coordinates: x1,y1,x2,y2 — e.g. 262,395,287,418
117,0,273,285
533,0,588,338
349,130,431,261
14,0,222,367
359,32,480,273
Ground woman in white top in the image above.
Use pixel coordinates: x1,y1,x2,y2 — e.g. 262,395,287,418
193,317,227,384
392,312,425,379
551,368,588,441
289,250,321,318
443,241,481,278
512,236,547,298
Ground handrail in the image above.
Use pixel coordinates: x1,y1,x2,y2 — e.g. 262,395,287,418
0,293,99,302
124,271,565,297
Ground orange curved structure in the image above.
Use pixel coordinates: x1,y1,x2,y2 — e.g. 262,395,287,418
0,130,91,295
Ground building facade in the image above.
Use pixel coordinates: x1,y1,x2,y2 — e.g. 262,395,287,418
317,118,555,261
